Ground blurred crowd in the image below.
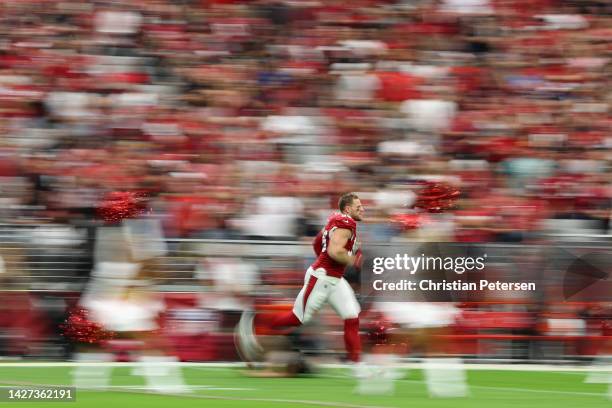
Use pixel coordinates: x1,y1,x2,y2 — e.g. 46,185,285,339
0,0,609,242
0,0,610,365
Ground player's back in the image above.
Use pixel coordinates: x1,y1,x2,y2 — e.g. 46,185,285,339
311,213,358,278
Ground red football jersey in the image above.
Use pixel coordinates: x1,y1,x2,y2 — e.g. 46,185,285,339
311,213,359,278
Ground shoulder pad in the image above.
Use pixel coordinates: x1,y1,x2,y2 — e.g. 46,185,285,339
330,214,356,230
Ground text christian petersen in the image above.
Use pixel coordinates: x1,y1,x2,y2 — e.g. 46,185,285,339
371,254,536,292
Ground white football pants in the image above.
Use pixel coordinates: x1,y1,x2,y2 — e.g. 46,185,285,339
292,267,360,323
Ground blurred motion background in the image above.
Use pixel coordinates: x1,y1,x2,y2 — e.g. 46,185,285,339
0,0,610,364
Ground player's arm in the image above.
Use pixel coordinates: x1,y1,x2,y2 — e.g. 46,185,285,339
327,228,360,267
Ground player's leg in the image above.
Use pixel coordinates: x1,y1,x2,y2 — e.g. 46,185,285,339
237,268,333,362
237,270,311,361
293,267,337,323
254,308,301,334
328,278,361,362
254,267,323,332
399,303,467,398
72,350,114,390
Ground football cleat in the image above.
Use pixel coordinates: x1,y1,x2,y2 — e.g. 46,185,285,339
234,311,264,363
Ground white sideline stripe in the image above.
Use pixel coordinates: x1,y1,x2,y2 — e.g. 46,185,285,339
0,361,609,372
322,375,606,397
0,380,396,408
1,376,607,404
87,385,255,391
105,390,397,408
470,385,603,397
322,363,611,373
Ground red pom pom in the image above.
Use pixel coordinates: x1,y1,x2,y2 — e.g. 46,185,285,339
97,191,149,224
414,182,460,213
60,308,115,345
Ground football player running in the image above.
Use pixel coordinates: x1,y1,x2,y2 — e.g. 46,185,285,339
236,193,365,365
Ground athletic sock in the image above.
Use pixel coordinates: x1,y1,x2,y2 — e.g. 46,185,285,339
255,311,301,335
344,318,361,363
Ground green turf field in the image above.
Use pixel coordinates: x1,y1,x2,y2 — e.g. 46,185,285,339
0,364,609,408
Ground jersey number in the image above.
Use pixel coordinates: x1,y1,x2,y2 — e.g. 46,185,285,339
321,229,328,253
